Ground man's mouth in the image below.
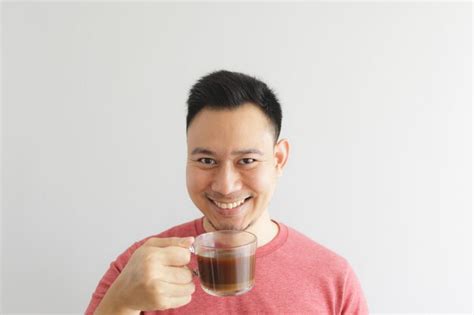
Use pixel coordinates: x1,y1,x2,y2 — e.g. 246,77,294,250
206,196,253,215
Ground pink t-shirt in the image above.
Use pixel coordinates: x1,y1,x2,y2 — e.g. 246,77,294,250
86,218,368,314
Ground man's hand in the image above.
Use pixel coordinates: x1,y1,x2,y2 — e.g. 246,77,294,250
94,237,195,315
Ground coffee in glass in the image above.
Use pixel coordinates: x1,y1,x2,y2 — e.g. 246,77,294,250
191,230,257,296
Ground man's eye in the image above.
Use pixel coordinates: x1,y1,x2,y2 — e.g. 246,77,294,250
239,158,256,165
198,158,216,165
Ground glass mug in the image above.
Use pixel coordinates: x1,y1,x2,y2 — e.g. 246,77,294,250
190,230,257,296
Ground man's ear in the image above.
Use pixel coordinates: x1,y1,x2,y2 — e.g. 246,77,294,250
274,138,290,176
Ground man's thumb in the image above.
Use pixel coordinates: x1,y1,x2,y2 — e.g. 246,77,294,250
145,236,194,248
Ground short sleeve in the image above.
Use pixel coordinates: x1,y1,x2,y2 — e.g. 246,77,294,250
84,241,142,315
340,264,369,315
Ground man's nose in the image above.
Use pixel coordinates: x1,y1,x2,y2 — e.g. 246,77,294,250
211,162,242,195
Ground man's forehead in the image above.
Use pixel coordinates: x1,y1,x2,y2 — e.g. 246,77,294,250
186,104,276,154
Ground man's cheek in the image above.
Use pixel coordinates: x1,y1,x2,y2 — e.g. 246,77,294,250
252,169,274,191
187,170,206,190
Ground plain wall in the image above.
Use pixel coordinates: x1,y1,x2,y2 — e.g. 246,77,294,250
1,2,471,314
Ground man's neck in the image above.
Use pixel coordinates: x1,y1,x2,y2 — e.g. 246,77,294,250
203,211,279,247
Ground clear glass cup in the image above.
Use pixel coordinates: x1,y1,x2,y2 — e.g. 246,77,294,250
190,230,257,297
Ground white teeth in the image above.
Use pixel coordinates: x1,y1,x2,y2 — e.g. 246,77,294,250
212,198,247,209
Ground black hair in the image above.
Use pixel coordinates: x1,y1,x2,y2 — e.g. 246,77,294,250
186,70,282,141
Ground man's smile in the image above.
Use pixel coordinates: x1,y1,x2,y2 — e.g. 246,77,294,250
206,196,253,216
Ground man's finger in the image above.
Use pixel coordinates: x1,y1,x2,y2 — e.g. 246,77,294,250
157,280,196,298
167,295,193,310
145,236,194,249
159,294,193,311
158,265,194,284
155,246,192,266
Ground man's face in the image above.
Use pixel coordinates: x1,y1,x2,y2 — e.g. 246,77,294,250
186,103,285,231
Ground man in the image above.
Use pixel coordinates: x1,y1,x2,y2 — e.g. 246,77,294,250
86,70,369,314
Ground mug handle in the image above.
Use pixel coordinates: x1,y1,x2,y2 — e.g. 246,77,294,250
188,245,199,277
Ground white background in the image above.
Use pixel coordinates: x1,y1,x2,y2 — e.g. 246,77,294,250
1,2,471,314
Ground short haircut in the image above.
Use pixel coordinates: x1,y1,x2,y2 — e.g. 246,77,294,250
186,70,282,141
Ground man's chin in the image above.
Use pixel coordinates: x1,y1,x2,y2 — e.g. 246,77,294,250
206,217,251,232
217,224,244,231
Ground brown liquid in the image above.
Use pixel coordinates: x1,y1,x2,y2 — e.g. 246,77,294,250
197,253,256,295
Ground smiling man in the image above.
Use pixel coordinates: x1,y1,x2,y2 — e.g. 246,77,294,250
86,70,368,314
186,102,285,246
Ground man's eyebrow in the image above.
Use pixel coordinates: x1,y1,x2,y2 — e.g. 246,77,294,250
231,149,264,156
190,147,264,156
191,147,216,155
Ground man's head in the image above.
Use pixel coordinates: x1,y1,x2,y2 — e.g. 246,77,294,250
185,70,289,232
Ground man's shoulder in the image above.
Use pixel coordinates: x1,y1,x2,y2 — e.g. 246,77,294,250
279,224,368,313
283,223,349,271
